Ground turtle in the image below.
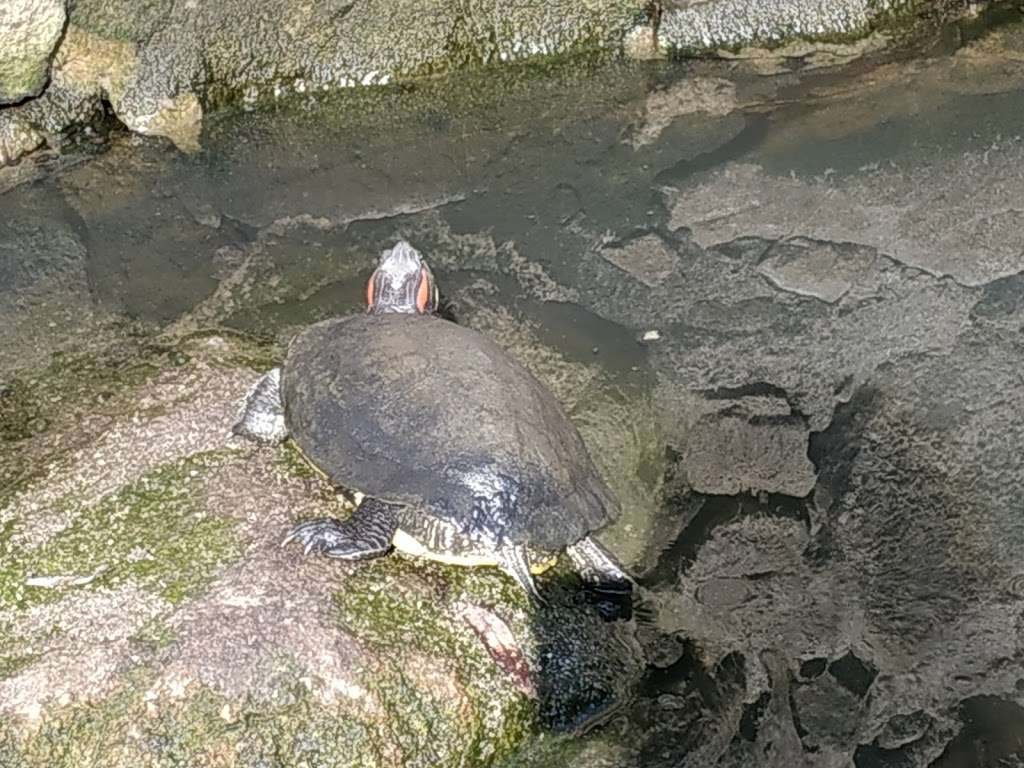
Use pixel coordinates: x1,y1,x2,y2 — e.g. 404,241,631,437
233,240,630,601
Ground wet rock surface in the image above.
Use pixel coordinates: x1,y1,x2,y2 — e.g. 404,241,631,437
0,0,984,169
2,10,1024,767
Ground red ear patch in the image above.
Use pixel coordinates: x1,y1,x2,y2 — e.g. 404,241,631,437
366,273,376,309
415,267,431,313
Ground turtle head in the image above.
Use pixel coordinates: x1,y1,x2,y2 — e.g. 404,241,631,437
366,241,439,315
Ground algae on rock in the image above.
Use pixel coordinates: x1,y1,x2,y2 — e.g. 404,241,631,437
0,332,570,767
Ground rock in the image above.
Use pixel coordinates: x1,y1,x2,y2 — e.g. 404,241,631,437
0,0,967,166
0,113,45,165
0,183,100,375
644,312,1024,765
657,0,897,54
628,78,737,148
0,0,647,164
665,153,1024,286
1,332,623,765
622,23,662,61
756,237,878,304
601,233,681,287
0,0,66,104
679,394,816,497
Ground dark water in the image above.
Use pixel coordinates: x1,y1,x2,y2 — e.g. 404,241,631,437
3,6,1024,766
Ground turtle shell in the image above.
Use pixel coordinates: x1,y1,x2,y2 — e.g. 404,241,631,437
281,313,619,553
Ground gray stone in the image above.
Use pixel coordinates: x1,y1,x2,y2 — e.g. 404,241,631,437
658,0,897,53
0,0,66,104
0,184,100,376
792,675,860,750
680,395,817,497
665,150,1024,286
601,233,681,288
649,319,1024,766
756,237,878,304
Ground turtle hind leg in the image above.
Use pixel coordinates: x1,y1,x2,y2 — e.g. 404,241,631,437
233,368,288,444
285,497,400,560
566,536,633,595
498,544,545,605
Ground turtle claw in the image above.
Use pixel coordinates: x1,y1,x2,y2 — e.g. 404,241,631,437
283,504,397,562
282,518,337,554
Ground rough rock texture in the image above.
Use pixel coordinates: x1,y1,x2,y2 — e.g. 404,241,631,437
666,158,1024,287
0,332,642,767
0,0,977,167
657,0,905,52
0,0,645,164
0,0,66,104
3,19,1024,766
679,394,816,497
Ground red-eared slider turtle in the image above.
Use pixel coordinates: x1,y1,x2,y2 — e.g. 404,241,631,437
233,241,630,600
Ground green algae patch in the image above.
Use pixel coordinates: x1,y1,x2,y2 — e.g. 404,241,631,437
0,653,41,681
0,329,188,500
0,379,45,443
3,668,380,768
333,556,538,766
1,453,242,611
127,616,178,656
279,440,322,482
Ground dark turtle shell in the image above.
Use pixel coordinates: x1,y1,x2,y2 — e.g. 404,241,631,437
281,313,618,554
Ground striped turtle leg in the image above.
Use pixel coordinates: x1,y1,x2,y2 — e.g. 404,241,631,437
285,497,400,560
566,536,633,593
233,368,289,443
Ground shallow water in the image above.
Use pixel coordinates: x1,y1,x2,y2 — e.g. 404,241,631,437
3,6,1024,767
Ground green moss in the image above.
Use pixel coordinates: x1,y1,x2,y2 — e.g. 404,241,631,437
0,652,41,681
0,378,44,442
128,616,178,656
494,732,591,767
5,664,382,768
367,659,535,768
69,0,175,43
279,440,321,481
0,452,242,611
332,561,456,650
0,331,188,499
0,57,48,101
333,557,537,766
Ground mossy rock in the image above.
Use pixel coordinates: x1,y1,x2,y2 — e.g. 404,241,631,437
0,330,644,767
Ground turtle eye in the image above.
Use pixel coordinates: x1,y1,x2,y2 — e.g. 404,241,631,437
415,267,432,314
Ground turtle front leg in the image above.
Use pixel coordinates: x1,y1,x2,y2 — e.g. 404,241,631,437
285,497,399,560
233,368,289,443
566,536,633,594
